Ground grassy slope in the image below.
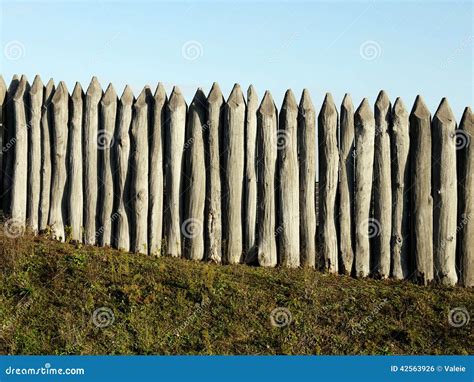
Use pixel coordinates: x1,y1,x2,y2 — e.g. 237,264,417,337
0,225,472,355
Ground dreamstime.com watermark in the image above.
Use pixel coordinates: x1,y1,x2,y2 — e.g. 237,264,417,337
4,363,85,376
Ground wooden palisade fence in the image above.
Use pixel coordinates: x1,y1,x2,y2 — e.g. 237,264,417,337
0,74,472,287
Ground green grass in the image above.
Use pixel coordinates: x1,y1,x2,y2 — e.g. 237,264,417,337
0,224,472,355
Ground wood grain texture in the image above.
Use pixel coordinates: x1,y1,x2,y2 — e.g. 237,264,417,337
222,84,245,264
432,98,457,286
318,93,339,273
409,96,433,285
298,89,316,268
390,97,410,279
256,91,278,267
338,93,355,274
354,98,375,277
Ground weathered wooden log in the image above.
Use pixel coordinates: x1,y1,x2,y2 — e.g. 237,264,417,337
277,89,300,267
39,79,54,231
83,77,102,245
205,82,223,263
68,82,84,242
164,86,187,258
10,75,29,225
318,93,339,273
256,91,277,267
409,95,433,285
222,84,246,264
354,98,375,277
2,75,20,215
0,76,6,210
49,81,69,241
372,90,392,278
183,88,206,261
432,98,457,286
26,75,43,233
98,83,117,247
457,106,473,287
390,97,410,279
114,85,134,251
298,89,316,268
338,93,354,274
130,86,151,254
149,83,166,256
244,85,258,261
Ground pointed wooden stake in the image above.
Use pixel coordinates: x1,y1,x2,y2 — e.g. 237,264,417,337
223,84,246,264
27,75,43,233
68,82,84,242
390,97,410,279
432,98,457,286
354,98,375,277
83,77,103,244
373,90,392,278
183,88,207,261
409,95,433,285
298,89,316,268
2,75,20,215
318,92,339,273
205,82,223,263
256,91,278,267
276,89,300,267
130,86,151,254
115,85,134,251
164,86,187,257
339,93,355,274
39,79,54,231
49,81,69,241
10,75,29,226
457,106,473,287
98,83,117,247
149,83,166,256
244,85,259,261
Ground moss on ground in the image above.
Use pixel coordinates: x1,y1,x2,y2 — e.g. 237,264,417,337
0,225,472,355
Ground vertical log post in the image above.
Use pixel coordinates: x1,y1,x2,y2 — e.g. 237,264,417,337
409,95,433,285
298,89,316,268
256,91,277,267
244,85,258,261
0,76,6,209
115,85,134,251
149,83,166,256
373,90,392,278
39,79,54,231
183,89,206,261
130,87,151,254
99,84,117,246
68,82,84,242
164,87,187,257
390,97,410,279
10,76,29,225
318,93,339,272
354,98,375,277
223,84,246,264
205,82,223,262
277,89,300,267
457,107,473,287
2,75,20,215
49,81,69,241
27,75,43,233
83,77,102,244
432,98,457,286
339,93,355,274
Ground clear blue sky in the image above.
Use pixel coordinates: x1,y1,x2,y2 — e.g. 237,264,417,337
1,0,472,118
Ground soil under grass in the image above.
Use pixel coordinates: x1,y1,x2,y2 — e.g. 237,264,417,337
0,224,472,355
